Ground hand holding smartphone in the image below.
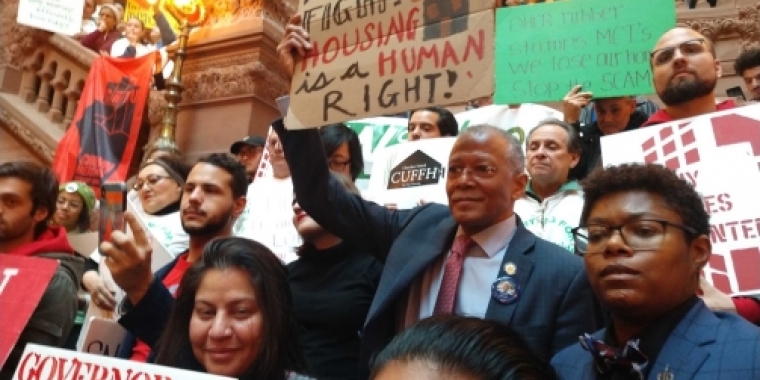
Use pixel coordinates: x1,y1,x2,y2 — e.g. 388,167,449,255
99,182,127,243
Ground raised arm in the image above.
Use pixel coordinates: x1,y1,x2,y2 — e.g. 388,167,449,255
273,118,420,262
153,11,176,46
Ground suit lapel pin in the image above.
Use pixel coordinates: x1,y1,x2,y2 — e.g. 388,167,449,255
504,262,517,276
657,365,674,380
491,276,520,305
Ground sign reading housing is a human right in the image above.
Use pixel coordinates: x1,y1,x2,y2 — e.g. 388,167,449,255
286,0,494,129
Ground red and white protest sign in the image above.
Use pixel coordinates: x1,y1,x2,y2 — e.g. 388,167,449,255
0,255,58,368
13,344,233,380
601,104,760,296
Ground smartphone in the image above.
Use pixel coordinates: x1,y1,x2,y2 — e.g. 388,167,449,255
99,182,127,243
727,86,746,101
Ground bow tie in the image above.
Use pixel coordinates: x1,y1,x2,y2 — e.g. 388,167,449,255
579,334,649,379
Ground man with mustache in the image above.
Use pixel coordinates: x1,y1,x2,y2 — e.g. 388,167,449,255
100,153,248,361
275,14,600,378
642,27,734,126
552,163,760,379
514,119,583,252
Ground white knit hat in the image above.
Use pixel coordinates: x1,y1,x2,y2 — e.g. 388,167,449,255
99,3,123,22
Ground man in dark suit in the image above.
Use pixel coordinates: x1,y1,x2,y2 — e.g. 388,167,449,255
277,15,598,378
553,163,760,379
274,117,598,377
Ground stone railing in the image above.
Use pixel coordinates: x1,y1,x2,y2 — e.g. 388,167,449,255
17,34,96,129
0,31,168,162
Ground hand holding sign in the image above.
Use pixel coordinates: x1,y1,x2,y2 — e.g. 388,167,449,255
285,0,494,129
99,212,154,306
562,85,593,124
277,14,313,84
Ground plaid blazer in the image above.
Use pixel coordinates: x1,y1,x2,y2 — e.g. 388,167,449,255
551,300,760,379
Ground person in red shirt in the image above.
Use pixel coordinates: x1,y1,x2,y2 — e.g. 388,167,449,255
100,153,250,362
643,27,760,325
643,27,734,127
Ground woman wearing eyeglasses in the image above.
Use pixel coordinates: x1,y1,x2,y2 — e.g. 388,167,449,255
130,156,191,257
320,124,363,181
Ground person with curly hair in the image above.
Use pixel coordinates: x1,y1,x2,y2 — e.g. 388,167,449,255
552,163,760,379
733,47,760,101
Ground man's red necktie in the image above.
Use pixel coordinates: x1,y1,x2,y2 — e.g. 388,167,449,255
434,235,475,315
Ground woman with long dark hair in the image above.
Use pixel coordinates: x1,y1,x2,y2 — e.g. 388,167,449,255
154,237,306,379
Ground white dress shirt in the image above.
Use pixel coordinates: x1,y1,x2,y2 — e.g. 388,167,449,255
402,215,517,328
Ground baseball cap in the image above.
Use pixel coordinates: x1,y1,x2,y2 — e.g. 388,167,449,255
230,136,266,154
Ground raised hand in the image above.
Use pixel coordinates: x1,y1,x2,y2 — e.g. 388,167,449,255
276,14,312,82
151,0,162,14
99,212,154,305
562,85,593,124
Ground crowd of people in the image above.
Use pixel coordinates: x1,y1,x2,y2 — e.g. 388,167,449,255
3,4,760,380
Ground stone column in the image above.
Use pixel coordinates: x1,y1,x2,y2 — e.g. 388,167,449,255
170,0,298,160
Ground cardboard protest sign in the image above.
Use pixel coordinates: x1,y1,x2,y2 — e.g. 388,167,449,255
601,104,760,296
0,256,58,369
14,344,233,380
124,0,181,32
17,0,84,36
494,0,675,104
285,0,494,129
76,317,127,357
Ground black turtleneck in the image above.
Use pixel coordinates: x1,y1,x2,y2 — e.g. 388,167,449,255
150,201,180,216
287,241,382,380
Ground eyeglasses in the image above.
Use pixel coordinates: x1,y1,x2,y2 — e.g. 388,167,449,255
133,175,170,191
447,165,498,179
329,159,351,171
650,38,708,66
571,219,697,254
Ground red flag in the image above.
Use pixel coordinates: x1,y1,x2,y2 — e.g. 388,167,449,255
53,54,156,195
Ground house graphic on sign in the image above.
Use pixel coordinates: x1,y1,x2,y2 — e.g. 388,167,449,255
387,150,445,189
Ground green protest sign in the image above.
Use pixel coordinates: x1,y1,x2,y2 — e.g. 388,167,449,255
494,0,675,104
